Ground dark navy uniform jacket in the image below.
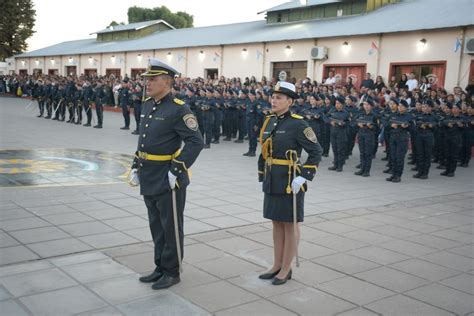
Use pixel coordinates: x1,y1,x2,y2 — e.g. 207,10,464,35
354,111,379,134
133,93,204,196
258,111,322,194
385,112,414,135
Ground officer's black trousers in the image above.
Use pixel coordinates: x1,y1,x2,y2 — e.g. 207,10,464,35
144,189,185,278
231,111,239,137
409,129,417,162
38,99,44,116
415,132,434,175
322,123,331,155
445,134,462,174
347,127,357,156
121,105,130,127
389,132,409,177
196,111,204,136
237,111,246,140
76,105,82,122
246,118,257,152
384,131,391,165
358,131,375,173
83,102,92,124
203,112,214,145
46,99,52,116
330,128,347,168
68,103,75,121
213,110,223,141
460,131,472,165
223,110,234,139
133,104,141,130
96,103,104,126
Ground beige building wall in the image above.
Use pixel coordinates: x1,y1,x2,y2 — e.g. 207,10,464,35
186,46,222,78
15,27,473,91
154,48,187,75
221,43,265,79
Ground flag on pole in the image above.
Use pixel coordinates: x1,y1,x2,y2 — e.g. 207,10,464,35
454,38,462,52
368,41,379,55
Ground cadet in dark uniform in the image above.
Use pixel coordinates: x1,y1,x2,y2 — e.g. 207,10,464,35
413,100,438,179
243,90,259,156
131,84,143,134
201,88,215,148
459,104,473,167
82,81,93,126
257,81,322,285
119,79,131,130
440,103,465,177
94,81,105,129
385,100,413,182
325,97,350,172
34,80,45,117
354,98,378,177
128,59,204,289
212,89,224,144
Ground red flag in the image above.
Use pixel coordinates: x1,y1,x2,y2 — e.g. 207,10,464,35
371,41,378,50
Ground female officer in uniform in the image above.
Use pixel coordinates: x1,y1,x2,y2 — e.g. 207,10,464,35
257,82,322,285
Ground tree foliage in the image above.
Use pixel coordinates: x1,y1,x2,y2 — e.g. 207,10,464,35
0,0,36,60
127,6,193,29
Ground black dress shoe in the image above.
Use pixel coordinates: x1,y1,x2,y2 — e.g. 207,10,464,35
131,130,139,135
419,174,428,179
94,125,102,129
37,114,43,118
354,170,363,176
44,116,51,119
211,140,220,144
391,176,401,183
413,173,422,178
83,123,91,127
259,269,280,280
328,166,337,171
386,176,394,182
203,144,210,149
336,167,343,172
234,139,244,143
272,270,292,285
151,275,180,290
243,151,256,157
120,126,129,130
361,172,370,177
440,171,449,176
139,271,163,283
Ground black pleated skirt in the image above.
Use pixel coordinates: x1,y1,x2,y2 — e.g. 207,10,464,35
263,192,304,222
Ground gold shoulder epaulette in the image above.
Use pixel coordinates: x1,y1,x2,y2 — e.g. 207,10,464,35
291,114,303,119
174,98,185,105
144,97,152,102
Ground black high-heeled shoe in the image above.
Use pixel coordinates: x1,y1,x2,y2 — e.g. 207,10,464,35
272,270,292,285
258,269,281,280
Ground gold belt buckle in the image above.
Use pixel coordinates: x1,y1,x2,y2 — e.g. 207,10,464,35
140,152,147,159
266,157,273,166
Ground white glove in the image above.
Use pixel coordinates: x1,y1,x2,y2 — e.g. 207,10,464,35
168,171,177,189
291,176,306,194
128,169,139,187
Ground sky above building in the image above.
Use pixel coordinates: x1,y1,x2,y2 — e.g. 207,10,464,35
27,0,286,52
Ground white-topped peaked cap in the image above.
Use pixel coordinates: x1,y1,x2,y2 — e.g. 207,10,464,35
273,81,299,99
141,58,179,77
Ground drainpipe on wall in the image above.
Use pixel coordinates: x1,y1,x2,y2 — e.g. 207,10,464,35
262,42,267,79
220,45,224,76
124,51,127,78
376,33,383,77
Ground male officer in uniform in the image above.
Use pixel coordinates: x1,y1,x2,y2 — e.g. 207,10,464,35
128,59,204,289
119,79,131,130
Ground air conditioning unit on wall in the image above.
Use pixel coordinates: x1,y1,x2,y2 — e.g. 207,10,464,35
311,46,328,60
464,37,474,54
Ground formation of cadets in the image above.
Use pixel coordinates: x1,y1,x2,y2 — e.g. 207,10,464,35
6,73,473,182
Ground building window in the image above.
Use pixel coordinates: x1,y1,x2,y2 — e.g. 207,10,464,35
277,12,282,22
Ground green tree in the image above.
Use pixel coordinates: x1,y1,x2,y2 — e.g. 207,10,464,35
0,0,36,60
127,5,193,29
108,21,125,27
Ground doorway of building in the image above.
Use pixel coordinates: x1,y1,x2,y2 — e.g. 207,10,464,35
204,68,218,80
323,64,366,89
389,61,447,88
33,69,43,76
84,68,97,77
131,68,146,79
106,68,121,78
48,69,58,76
19,69,28,76
272,61,308,82
65,66,77,76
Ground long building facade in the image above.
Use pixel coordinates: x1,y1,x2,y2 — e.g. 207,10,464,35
15,0,474,90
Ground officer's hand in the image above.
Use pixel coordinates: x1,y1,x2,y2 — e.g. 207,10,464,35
391,123,398,129
358,123,364,128
291,176,306,194
367,123,373,128
168,171,177,189
457,122,463,127
127,169,139,187
401,123,408,128
448,123,453,128
338,122,344,126
331,121,336,127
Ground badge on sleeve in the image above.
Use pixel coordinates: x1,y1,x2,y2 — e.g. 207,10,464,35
303,127,317,143
183,114,199,131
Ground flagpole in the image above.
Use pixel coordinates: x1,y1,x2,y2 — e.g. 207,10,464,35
456,27,467,86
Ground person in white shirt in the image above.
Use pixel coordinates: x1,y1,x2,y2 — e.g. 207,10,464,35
324,71,336,86
406,72,418,91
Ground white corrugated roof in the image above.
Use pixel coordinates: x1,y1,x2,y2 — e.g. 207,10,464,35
17,0,474,58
